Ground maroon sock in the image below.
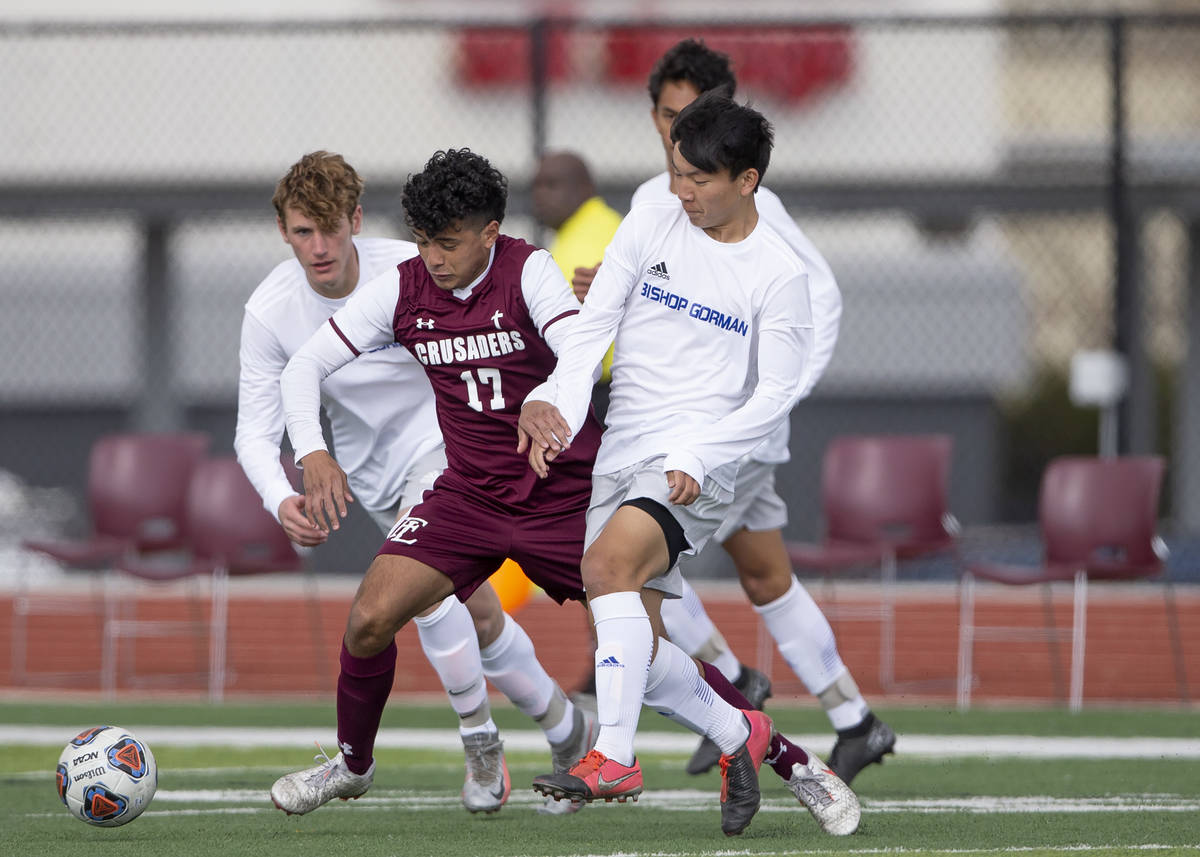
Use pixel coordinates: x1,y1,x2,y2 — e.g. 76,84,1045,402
336,639,397,775
699,660,808,778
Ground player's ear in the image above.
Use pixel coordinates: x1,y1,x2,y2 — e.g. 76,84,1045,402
277,216,289,243
738,168,760,198
349,205,363,235
481,219,500,249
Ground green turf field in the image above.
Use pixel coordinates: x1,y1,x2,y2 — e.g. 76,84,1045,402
3,699,1197,857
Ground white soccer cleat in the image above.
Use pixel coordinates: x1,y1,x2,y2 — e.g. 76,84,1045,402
538,705,599,816
787,749,861,836
270,750,373,816
461,731,511,814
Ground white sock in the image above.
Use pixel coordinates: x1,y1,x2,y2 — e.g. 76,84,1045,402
754,576,846,693
819,670,872,731
662,578,742,682
479,613,558,726
590,591,653,767
643,638,749,755
414,596,490,723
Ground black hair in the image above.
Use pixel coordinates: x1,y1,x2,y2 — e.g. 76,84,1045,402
669,91,773,191
402,149,507,236
647,38,737,106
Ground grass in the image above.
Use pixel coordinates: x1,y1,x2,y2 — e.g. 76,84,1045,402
2,698,1197,857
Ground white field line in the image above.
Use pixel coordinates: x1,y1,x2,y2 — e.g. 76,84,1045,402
6,726,1200,759
26,789,1200,820
146,789,1200,815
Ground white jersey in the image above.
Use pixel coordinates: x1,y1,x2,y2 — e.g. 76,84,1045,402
235,236,441,518
632,172,842,464
528,200,815,490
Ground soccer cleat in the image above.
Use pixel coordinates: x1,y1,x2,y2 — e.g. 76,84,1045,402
687,664,773,776
827,714,896,785
538,706,600,815
532,749,643,805
718,709,772,836
461,731,511,814
787,749,861,836
270,749,373,815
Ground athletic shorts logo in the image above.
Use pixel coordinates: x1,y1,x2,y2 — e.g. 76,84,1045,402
646,261,670,280
386,515,429,544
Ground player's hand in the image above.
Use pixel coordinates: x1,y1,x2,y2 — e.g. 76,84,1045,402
666,470,700,506
277,495,328,546
571,263,601,302
298,450,354,533
517,401,572,478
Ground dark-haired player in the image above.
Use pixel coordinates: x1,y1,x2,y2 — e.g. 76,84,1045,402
631,39,896,788
522,94,859,837
237,150,589,816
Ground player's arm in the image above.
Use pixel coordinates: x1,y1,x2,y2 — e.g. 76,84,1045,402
233,311,327,546
519,249,630,474
667,273,815,486
757,188,843,392
281,270,402,532
523,215,640,426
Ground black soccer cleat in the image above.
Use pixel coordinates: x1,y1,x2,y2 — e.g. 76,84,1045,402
826,713,896,785
686,665,772,776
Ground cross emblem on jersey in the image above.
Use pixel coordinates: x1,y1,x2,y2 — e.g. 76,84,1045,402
491,310,504,330
416,318,435,330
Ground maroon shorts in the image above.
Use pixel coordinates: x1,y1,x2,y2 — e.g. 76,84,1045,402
375,476,587,605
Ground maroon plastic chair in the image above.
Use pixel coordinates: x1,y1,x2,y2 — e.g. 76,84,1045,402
956,456,1183,711
14,431,210,686
107,455,311,700
786,434,958,690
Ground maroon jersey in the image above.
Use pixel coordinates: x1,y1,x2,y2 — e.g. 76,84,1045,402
386,236,600,513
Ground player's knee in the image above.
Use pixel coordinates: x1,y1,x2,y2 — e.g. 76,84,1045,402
580,547,637,596
470,605,506,649
345,599,401,655
737,564,790,606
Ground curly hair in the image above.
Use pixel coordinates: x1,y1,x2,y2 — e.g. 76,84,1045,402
272,151,364,233
647,38,737,107
402,149,507,236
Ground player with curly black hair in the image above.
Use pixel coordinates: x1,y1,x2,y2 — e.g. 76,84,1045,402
401,148,507,238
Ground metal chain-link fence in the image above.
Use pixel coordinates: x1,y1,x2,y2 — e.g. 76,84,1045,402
1,14,1197,579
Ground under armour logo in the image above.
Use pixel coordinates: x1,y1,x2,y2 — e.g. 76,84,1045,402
339,741,354,756
491,310,504,329
387,515,428,544
416,318,435,329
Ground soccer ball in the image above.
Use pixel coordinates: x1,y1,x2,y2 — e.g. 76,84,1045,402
56,726,157,827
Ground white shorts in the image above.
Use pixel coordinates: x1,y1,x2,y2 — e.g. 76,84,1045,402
712,458,789,544
365,446,449,534
585,455,736,598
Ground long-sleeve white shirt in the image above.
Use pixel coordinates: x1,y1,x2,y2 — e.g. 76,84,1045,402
528,200,815,490
234,236,441,518
632,172,841,464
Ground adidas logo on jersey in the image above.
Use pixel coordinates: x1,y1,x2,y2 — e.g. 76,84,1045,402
646,261,670,280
